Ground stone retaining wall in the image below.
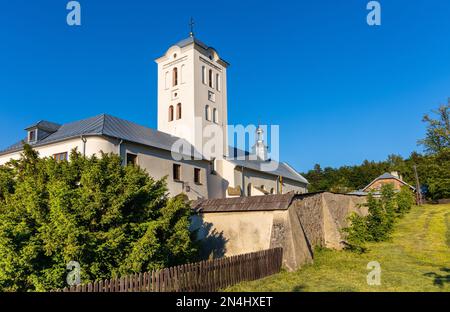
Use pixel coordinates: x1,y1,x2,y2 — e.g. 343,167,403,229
193,192,367,271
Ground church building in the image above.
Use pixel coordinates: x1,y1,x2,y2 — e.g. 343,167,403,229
0,32,308,200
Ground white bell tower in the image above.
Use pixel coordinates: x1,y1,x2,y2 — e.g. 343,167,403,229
155,27,229,159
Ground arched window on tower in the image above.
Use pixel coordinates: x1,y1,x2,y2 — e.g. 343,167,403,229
172,67,178,86
168,105,174,122
216,73,221,91
165,71,169,89
208,69,213,88
202,66,206,84
205,105,211,121
213,108,218,123
176,103,182,119
180,65,185,84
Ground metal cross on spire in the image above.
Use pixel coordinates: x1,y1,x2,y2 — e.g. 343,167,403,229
189,17,195,37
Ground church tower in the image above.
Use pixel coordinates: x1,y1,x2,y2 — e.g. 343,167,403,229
155,29,229,159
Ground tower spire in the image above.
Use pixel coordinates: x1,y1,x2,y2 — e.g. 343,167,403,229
189,17,195,37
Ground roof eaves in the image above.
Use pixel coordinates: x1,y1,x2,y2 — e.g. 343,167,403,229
0,133,103,157
282,162,309,184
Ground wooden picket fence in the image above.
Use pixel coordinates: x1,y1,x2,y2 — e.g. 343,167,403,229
55,247,283,292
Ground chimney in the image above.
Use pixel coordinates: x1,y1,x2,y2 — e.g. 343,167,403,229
390,171,399,179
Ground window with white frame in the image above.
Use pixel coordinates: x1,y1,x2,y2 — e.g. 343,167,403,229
213,108,218,123
53,152,68,162
216,73,221,91
205,105,211,121
202,66,206,84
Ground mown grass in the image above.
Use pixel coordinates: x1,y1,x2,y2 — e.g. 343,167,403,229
226,204,450,292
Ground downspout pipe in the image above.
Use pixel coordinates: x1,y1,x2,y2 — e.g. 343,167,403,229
241,166,245,197
80,136,87,156
118,139,124,165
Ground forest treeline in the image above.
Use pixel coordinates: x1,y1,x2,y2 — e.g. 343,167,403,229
303,101,450,200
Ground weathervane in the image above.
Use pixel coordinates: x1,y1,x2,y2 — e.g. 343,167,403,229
189,17,195,37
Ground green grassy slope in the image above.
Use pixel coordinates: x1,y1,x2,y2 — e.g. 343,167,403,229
226,204,450,292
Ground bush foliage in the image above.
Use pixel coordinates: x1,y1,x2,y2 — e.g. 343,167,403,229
0,145,198,291
343,184,415,252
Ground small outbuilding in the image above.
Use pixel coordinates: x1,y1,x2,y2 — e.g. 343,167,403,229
349,171,416,197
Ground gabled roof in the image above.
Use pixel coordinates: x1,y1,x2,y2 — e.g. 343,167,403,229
362,172,416,192
0,114,201,158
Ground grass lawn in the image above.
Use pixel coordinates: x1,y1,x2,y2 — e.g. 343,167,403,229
226,204,450,292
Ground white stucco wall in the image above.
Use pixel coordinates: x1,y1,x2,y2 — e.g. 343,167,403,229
0,136,210,200
121,141,210,200
0,136,117,166
156,41,228,160
191,210,278,257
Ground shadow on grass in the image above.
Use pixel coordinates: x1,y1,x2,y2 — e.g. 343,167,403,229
424,267,450,287
292,285,306,292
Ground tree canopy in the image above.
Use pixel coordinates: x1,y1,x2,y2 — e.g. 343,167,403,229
0,146,197,291
418,100,450,154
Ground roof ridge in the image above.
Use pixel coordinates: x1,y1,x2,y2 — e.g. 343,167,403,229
100,113,107,135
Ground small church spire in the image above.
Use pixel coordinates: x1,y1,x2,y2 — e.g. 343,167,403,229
252,125,268,161
189,17,195,37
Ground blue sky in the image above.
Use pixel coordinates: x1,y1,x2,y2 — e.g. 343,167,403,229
0,0,449,172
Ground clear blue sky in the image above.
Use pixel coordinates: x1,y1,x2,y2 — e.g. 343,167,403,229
1,0,449,172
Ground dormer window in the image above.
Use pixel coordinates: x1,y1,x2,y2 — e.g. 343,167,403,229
28,129,37,143
24,120,60,144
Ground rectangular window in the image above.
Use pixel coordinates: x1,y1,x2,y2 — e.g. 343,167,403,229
194,168,201,184
53,152,68,162
173,164,181,181
126,153,137,166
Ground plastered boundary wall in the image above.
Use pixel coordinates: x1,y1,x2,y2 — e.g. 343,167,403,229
193,192,367,271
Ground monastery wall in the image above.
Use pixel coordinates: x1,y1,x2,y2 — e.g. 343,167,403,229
193,192,367,271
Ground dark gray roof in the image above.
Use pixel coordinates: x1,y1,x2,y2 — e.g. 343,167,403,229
1,115,307,184
226,146,308,184
377,173,399,180
25,120,61,132
175,36,209,50
0,114,200,158
226,157,308,185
